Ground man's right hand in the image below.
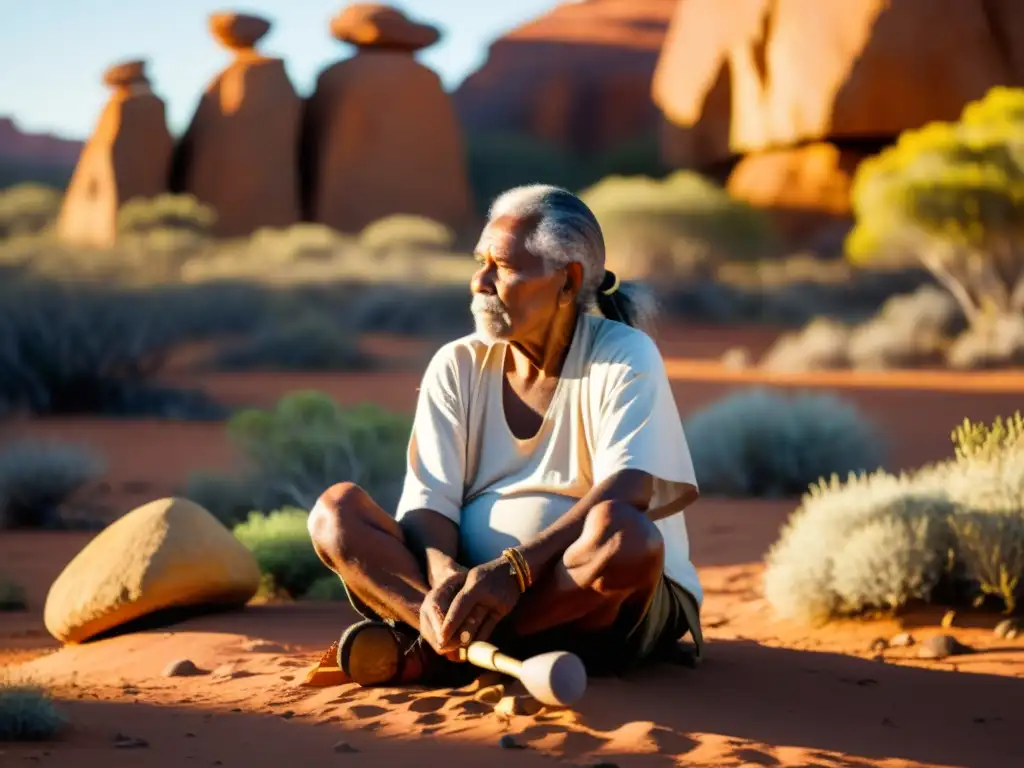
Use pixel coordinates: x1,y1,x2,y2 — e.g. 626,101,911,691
419,566,467,657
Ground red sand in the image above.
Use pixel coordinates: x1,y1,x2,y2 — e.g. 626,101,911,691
3,325,1024,767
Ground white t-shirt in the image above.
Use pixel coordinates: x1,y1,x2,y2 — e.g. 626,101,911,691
395,312,703,605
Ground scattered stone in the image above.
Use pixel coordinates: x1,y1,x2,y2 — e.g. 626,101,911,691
941,610,957,629
498,734,525,750
333,740,359,754
212,663,255,680
230,708,241,713
185,732,197,738
495,694,544,717
163,659,208,678
889,632,915,648
281,710,295,719
869,637,888,653
994,619,1021,640
113,733,150,749
917,634,973,660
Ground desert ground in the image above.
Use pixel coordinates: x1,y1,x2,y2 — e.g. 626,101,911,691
2,322,1022,768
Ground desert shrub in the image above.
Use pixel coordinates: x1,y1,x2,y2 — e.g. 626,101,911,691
759,284,969,370
585,135,669,182
0,183,62,238
185,392,412,526
233,507,323,599
683,388,887,497
117,193,216,237
343,283,475,338
846,86,1024,342
303,575,348,601
764,412,1024,623
0,440,105,529
946,313,1024,369
0,678,66,741
210,314,375,372
0,578,27,611
359,214,457,254
0,280,234,419
580,171,782,279
759,318,852,371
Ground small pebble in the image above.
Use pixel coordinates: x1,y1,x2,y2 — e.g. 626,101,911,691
495,695,544,717
994,618,1021,640
333,741,359,754
889,632,915,648
281,710,295,719
163,659,208,678
113,733,149,749
498,734,525,750
869,637,888,653
917,634,973,660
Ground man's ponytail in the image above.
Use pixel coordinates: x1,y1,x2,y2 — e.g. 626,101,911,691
594,270,658,335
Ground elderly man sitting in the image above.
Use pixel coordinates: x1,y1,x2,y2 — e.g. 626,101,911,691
308,184,703,687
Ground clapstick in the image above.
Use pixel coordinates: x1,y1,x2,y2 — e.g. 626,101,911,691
458,640,587,708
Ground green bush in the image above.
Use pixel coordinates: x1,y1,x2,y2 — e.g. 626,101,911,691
846,86,1024,332
764,412,1024,624
185,392,412,526
683,388,887,497
0,280,237,419
0,440,105,529
233,508,323,599
0,679,66,741
580,171,782,279
0,183,62,239
210,314,375,372
303,575,348,601
0,578,27,611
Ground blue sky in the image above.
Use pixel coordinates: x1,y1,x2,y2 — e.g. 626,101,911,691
1,0,563,140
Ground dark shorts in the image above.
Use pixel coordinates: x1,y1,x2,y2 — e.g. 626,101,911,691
340,574,704,678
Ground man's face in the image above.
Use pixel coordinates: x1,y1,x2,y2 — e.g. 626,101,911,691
469,215,568,345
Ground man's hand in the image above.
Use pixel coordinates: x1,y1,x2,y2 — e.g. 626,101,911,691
435,557,522,655
419,568,468,656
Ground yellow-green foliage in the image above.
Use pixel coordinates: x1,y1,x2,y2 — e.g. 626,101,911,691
580,171,781,277
0,183,62,238
846,86,1024,321
117,193,216,236
233,507,323,599
359,214,457,254
764,412,1024,624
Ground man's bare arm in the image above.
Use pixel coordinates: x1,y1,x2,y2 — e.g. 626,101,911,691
398,508,463,587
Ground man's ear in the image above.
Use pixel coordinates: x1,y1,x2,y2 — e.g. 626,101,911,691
562,262,584,297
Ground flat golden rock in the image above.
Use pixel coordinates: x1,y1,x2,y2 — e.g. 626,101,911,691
102,60,148,88
330,4,440,52
209,12,272,50
44,497,262,644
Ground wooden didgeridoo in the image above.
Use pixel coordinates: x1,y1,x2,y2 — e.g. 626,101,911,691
458,640,587,708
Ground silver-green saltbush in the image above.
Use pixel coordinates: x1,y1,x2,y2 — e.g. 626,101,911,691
764,413,1024,623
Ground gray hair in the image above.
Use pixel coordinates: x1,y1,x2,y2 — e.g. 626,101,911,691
486,184,658,333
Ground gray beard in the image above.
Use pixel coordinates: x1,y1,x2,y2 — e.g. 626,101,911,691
470,294,512,343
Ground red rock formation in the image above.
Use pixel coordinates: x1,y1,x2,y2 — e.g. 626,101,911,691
453,0,677,156
653,0,1024,241
170,13,302,237
0,117,83,168
56,60,173,247
302,4,472,234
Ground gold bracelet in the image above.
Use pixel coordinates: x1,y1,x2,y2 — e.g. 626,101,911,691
503,547,533,590
501,548,527,593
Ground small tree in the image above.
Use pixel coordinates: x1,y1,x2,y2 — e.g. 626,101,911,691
846,86,1024,327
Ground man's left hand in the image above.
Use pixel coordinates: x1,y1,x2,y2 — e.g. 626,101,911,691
437,557,522,654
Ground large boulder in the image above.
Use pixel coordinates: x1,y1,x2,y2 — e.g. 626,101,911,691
654,0,1024,165
454,0,677,156
301,4,472,234
170,12,302,237
56,60,173,248
44,497,262,644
